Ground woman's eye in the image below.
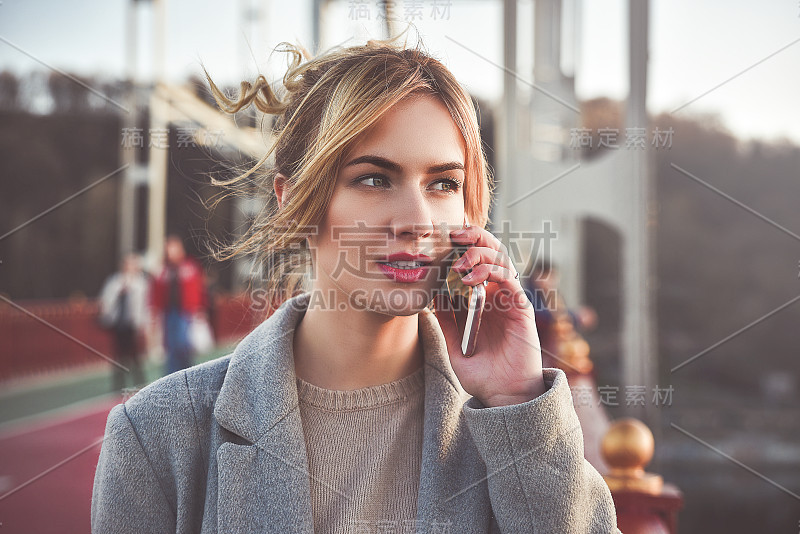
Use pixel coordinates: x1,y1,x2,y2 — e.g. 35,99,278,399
358,175,389,188
430,178,462,193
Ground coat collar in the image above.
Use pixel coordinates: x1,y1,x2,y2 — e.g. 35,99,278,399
213,292,467,444
213,293,492,533
213,292,307,444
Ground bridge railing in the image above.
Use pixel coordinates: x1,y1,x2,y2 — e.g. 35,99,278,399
544,311,684,533
0,293,262,382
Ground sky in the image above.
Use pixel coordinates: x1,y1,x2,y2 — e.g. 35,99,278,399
1,0,799,144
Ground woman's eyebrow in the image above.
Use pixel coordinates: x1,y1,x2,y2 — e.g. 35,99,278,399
343,155,465,174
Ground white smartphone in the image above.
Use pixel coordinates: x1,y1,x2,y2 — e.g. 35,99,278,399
444,244,486,356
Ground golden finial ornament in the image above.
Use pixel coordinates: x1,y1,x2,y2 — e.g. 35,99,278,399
601,418,663,494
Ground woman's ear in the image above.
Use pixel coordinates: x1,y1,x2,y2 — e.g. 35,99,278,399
274,173,289,209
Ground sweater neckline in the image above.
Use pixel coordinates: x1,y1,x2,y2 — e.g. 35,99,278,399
295,366,425,411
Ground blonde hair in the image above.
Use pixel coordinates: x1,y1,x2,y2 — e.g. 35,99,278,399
205,35,493,306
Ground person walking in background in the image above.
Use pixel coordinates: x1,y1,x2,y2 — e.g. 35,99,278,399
98,253,149,393
150,234,209,375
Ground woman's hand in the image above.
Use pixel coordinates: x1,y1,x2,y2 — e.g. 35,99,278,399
433,225,546,407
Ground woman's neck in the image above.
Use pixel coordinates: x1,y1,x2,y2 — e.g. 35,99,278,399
292,291,424,390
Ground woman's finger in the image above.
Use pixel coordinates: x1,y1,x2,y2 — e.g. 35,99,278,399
450,226,507,254
461,264,534,316
452,245,517,276
462,263,522,290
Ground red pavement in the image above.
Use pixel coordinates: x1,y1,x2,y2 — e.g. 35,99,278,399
0,396,122,534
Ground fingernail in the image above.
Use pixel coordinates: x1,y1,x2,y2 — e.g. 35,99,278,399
462,270,475,281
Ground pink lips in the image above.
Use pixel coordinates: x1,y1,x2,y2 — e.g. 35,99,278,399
377,252,432,283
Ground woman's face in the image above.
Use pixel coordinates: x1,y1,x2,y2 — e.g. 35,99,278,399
310,94,467,316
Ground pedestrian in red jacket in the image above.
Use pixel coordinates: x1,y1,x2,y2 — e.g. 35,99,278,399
150,235,208,374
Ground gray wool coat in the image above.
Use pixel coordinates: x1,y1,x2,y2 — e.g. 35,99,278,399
91,292,620,533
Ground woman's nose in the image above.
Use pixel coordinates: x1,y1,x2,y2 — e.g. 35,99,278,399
390,188,434,240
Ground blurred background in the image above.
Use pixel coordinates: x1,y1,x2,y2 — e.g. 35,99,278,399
0,0,798,532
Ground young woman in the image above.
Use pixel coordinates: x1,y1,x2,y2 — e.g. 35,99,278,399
91,37,620,534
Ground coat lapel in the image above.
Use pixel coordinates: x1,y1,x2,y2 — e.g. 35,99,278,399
415,308,494,533
213,294,314,534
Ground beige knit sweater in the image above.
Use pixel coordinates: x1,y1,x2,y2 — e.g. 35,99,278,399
296,366,426,534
